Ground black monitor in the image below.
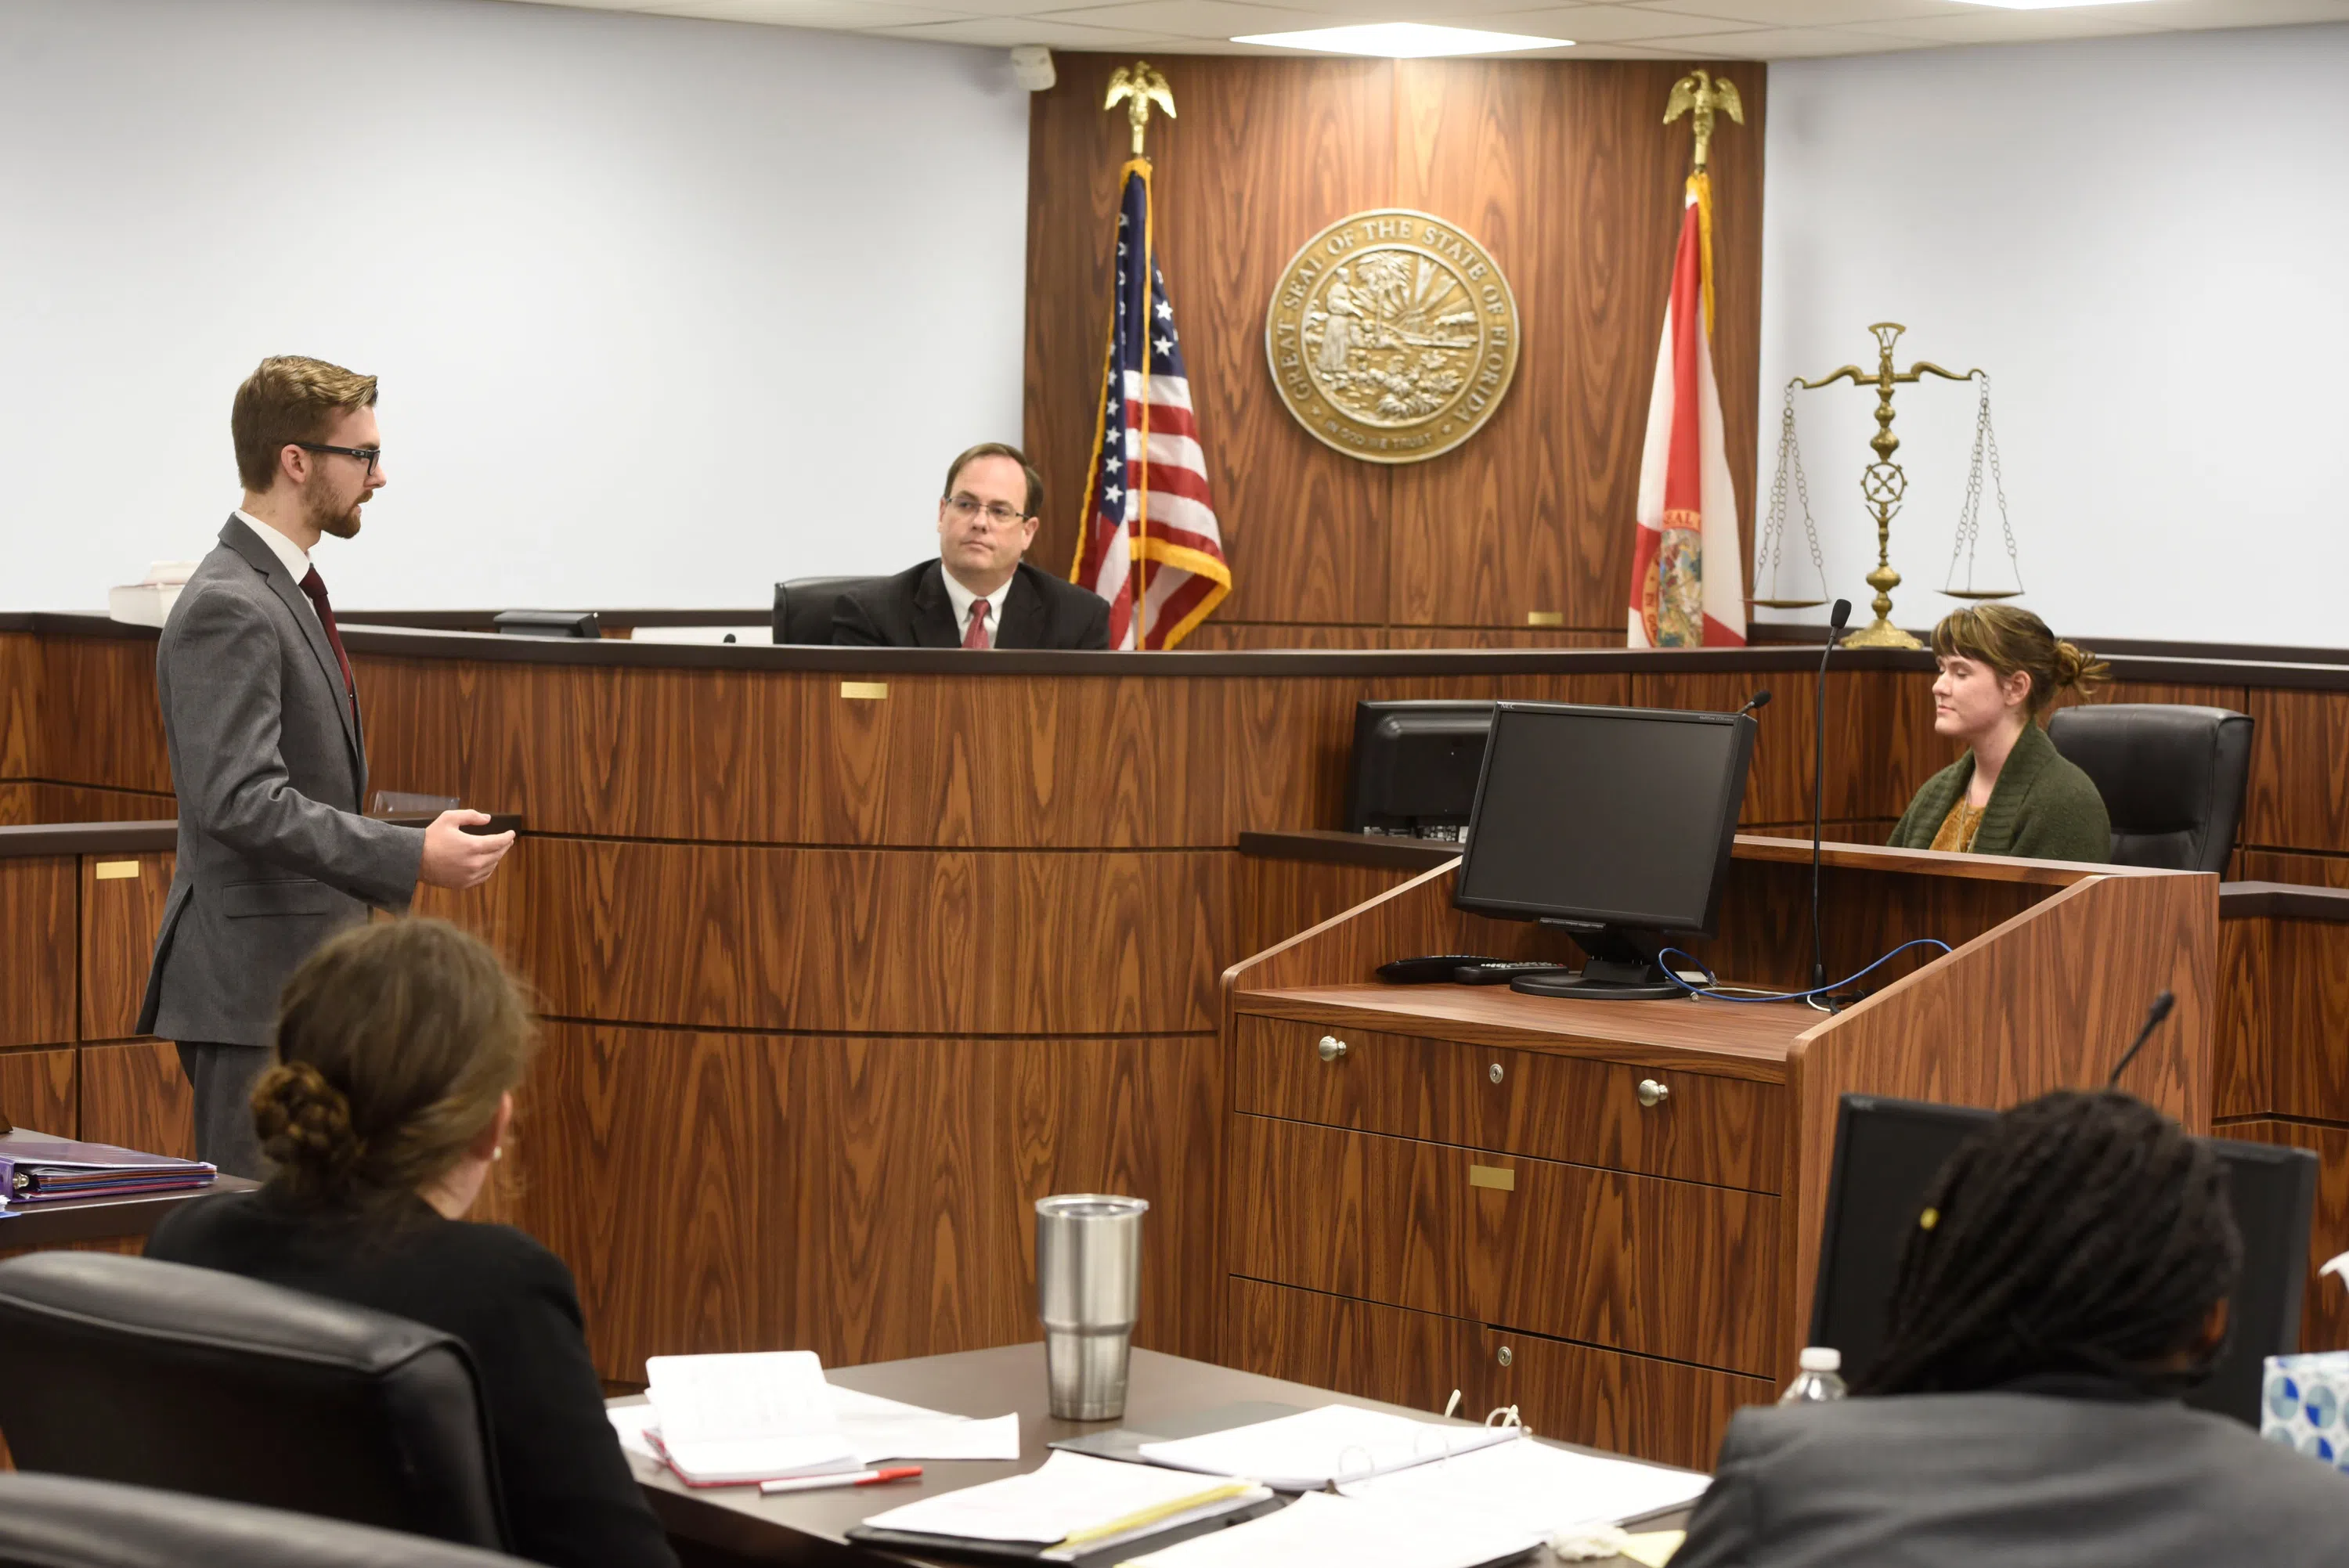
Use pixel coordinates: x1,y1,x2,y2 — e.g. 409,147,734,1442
491,610,599,639
1810,1093,2318,1426
1453,702,1754,999
1343,701,1494,841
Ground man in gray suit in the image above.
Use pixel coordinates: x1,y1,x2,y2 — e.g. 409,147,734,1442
138,356,512,1177
1674,1090,2349,1567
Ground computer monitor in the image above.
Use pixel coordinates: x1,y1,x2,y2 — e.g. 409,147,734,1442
1452,702,1754,999
1343,701,1494,840
1810,1093,2318,1426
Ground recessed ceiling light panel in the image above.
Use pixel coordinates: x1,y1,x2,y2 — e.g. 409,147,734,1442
1229,23,1571,58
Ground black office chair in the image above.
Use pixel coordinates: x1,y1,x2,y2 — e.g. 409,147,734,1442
2045,703,2253,874
773,576,885,644
0,1473,514,1568
0,1253,507,1552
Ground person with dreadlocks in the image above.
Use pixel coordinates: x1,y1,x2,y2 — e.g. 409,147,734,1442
1673,1090,2349,1567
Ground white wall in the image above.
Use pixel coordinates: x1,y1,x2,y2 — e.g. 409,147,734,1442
0,0,1030,612
1757,23,2349,645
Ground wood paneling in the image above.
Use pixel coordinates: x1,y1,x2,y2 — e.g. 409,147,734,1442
13,784,174,824
78,1040,194,1159
522,1025,1222,1383
1481,1322,1771,1473
0,632,37,780
512,838,1225,1036
2214,914,2270,1121
1227,1114,1780,1373
1234,1015,1786,1191
1023,56,1763,641
2268,918,2349,1123
38,635,168,794
1384,629,1623,650
0,857,76,1048
81,852,171,1042
1232,855,1420,977
0,1047,77,1137
1179,624,1387,651
2246,689,2349,854
2242,851,2349,890
2218,1119,2349,1356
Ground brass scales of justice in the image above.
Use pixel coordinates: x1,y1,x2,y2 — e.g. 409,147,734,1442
1751,322,2030,650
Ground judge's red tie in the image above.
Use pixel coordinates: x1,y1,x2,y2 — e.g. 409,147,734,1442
298,565,357,705
964,598,992,651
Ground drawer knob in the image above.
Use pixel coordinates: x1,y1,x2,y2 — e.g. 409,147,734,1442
1496,1345,1514,1368
1318,1035,1349,1063
1637,1078,1670,1108
1488,1062,1504,1085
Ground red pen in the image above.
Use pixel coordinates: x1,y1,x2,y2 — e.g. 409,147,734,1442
760,1465,922,1495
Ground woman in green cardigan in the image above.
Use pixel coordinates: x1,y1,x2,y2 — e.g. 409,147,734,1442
1888,605,2113,862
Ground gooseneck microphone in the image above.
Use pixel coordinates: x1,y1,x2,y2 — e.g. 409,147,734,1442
1810,600,1853,1004
2108,990,2178,1088
1737,689,1773,717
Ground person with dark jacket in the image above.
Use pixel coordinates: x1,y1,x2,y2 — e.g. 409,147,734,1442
1886,605,2111,861
1674,1090,2349,1568
832,442,1111,650
148,919,676,1568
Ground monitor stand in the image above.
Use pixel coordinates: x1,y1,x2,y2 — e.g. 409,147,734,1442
1508,922,1684,1001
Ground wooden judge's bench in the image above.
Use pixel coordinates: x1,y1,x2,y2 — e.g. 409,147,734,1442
4,611,2347,1472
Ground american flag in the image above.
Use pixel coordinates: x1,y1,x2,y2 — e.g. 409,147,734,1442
1070,160,1230,651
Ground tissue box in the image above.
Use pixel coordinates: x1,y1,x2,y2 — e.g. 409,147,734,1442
2262,1353,2349,1468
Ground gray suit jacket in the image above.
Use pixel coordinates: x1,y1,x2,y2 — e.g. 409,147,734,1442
136,517,424,1047
1673,1389,2349,1568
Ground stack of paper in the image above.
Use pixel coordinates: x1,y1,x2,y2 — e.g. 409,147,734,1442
1120,1490,1543,1568
610,1369,1021,1480
642,1352,862,1486
1137,1404,1521,1489
1340,1435,1711,1534
857,1450,1271,1563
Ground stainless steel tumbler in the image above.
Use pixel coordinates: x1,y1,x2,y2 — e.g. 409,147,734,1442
1035,1193,1149,1421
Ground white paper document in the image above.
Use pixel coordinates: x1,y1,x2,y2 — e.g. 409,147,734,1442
1118,1490,1543,1568
1137,1404,1522,1489
1340,1434,1711,1533
644,1351,861,1484
612,1375,1021,1474
862,1449,1266,1547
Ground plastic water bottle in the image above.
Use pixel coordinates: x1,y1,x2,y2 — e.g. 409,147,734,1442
1778,1346,1848,1405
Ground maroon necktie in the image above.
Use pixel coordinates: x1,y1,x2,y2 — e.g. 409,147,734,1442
964,598,992,651
298,565,357,704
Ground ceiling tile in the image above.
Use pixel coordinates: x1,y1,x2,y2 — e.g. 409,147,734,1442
1642,23,1936,53
644,0,981,24
1859,9,2167,44
1461,4,1771,41
1629,0,1973,24
871,13,1186,40
2113,0,2349,22
1029,0,1395,34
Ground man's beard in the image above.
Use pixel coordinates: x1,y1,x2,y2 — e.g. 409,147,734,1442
306,480,365,540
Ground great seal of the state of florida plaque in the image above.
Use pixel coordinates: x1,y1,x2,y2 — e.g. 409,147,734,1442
1265,209,1520,465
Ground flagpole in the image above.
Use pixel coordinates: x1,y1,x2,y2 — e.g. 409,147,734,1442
1106,62,1174,650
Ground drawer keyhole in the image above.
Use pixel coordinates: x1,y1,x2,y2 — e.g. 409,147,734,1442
1488,1062,1504,1085
1496,1345,1514,1368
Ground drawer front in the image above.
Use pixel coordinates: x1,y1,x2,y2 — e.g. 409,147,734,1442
1226,1115,1781,1375
1223,1277,1771,1472
1236,1015,1785,1192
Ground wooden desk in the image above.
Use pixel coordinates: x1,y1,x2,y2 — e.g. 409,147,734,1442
1220,838,2215,1471
619,1343,1691,1567
0,1175,258,1260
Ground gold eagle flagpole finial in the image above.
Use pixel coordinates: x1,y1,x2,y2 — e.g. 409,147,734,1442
1105,60,1175,160
1663,69,1743,171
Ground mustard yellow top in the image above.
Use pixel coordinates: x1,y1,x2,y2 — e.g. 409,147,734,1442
1930,797,1988,854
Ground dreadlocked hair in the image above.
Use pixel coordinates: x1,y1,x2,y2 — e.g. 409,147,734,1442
1857,1089,2241,1399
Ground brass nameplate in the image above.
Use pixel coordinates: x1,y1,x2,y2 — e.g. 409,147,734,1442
1468,1164,1515,1191
93,860,141,881
839,682,888,701
1525,611,1564,627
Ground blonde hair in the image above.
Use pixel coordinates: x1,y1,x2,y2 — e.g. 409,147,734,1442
1930,604,2109,720
231,355,379,492
251,919,533,1217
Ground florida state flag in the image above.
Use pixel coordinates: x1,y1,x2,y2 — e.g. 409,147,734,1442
1629,173,1745,648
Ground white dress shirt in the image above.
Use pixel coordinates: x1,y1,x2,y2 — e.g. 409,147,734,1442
233,510,321,629
941,566,1015,648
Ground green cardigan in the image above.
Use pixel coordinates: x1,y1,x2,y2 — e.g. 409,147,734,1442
1887,720,2113,863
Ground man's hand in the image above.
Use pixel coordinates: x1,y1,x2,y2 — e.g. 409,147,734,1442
419,809,514,890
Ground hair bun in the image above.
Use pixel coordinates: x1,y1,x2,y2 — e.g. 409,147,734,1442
251,1060,363,1185
2053,639,2112,694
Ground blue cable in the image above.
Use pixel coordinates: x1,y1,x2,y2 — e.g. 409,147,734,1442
1659,938,1955,1005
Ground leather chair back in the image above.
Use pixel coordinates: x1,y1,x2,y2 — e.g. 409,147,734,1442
0,1253,506,1552
774,576,884,644
0,1472,514,1568
2044,703,2253,874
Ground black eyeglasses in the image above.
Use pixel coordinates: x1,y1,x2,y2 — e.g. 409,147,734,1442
296,442,382,478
